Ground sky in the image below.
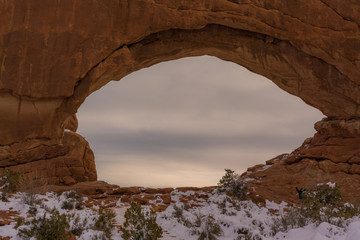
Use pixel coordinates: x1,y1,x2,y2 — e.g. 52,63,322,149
77,56,324,188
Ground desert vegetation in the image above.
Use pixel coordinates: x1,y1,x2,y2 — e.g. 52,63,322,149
0,169,359,239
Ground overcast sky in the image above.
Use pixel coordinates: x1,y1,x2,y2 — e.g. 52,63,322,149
77,56,324,188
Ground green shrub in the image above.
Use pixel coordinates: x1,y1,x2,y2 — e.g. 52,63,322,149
93,208,116,239
0,169,24,193
300,183,358,224
15,217,24,229
302,183,342,206
18,209,71,240
271,183,360,235
120,201,163,240
218,169,247,200
335,203,360,219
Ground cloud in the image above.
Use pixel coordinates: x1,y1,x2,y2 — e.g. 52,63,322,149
77,56,324,187
85,129,304,156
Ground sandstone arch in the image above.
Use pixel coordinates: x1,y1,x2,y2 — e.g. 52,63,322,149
1,0,360,202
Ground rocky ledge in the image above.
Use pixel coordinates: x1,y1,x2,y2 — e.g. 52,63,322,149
38,181,214,212
243,118,360,204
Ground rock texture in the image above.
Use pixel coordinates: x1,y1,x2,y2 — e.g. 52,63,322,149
0,131,96,187
243,118,360,204
45,180,213,212
1,0,360,202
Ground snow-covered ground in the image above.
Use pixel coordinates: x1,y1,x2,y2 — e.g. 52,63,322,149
0,190,359,239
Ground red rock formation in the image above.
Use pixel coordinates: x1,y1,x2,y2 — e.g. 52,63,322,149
0,131,96,187
243,118,360,203
46,182,211,211
0,0,360,202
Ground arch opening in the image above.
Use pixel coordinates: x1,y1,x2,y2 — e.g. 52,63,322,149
77,56,324,188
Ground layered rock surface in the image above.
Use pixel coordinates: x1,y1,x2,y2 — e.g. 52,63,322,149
243,118,360,203
0,131,96,186
0,0,360,202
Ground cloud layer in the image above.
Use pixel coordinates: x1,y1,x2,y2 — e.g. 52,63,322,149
77,56,324,187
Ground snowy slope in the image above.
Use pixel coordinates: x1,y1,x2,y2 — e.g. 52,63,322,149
0,190,359,239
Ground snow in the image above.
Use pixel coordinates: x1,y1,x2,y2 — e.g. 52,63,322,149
266,200,288,211
274,223,344,240
326,182,336,188
346,221,360,240
0,190,360,239
243,177,256,182
158,192,360,240
260,164,272,171
78,229,107,240
272,221,360,240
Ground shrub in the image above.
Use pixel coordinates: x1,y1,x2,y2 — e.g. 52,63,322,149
235,234,262,240
300,183,359,224
93,208,116,239
217,198,227,214
0,169,24,193
70,215,88,236
90,232,108,240
22,192,42,206
120,201,163,240
193,212,202,228
271,208,308,235
271,182,360,235
235,226,263,240
22,192,41,216
0,192,8,201
173,204,184,219
218,169,247,200
335,203,360,219
302,183,342,206
216,196,238,216
191,215,223,240
172,205,192,228
27,206,38,216
18,209,71,240
15,218,24,229
61,190,84,210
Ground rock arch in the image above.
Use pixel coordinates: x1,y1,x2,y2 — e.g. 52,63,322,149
1,0,360,202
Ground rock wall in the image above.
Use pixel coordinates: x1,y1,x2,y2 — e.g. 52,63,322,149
1,0,360,201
